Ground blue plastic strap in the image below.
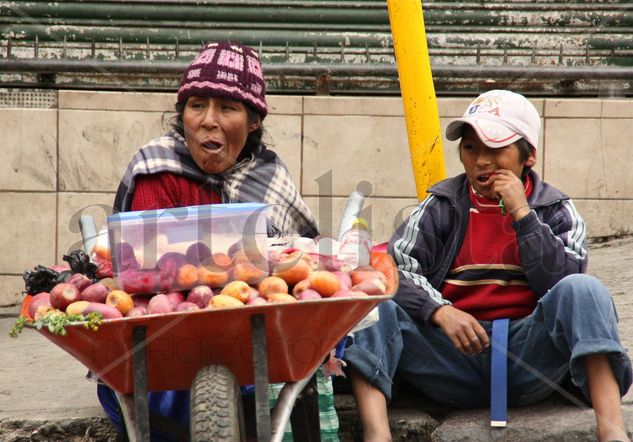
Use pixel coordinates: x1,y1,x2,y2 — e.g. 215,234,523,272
491,318,509,427
334,336,348,359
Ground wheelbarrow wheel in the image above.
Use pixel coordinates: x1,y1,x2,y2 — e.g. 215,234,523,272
190,364,245,441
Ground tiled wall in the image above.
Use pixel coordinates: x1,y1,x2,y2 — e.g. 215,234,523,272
2,90,631,305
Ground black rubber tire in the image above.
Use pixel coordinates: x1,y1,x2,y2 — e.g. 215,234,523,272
190,365,245,442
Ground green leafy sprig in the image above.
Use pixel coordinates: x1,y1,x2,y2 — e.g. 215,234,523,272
9,312,103,338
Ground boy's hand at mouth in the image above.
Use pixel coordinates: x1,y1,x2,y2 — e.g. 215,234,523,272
490,170,531,220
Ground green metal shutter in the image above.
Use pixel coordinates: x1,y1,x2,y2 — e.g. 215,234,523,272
1,1,633,96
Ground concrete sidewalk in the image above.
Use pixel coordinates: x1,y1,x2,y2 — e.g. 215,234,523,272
1,236,632,441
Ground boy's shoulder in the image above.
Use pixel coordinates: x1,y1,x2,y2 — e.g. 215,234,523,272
428,174,469,201
527,171,570,205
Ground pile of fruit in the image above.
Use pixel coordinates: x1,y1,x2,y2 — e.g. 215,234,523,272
25,246,393,323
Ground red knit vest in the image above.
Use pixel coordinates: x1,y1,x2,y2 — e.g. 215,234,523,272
441,177,536,320
130,172,222,211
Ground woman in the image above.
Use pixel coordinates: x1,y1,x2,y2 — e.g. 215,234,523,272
99,41,338,441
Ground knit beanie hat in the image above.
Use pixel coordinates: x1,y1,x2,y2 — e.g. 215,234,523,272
177,42,268,119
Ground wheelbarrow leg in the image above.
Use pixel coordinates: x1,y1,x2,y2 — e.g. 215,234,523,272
252,314,321,442
251,314,271,442
270,375,320,442
114,326,150,441
115,392,138,442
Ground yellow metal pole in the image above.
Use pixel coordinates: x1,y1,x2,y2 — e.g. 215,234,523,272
387,0,446,200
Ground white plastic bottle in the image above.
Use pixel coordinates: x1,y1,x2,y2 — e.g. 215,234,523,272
337,217,372,269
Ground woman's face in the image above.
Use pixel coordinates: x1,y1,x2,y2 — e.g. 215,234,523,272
182,96,260,174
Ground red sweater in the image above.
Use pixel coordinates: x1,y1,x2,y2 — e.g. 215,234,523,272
441,177,536,320
131,172,221,211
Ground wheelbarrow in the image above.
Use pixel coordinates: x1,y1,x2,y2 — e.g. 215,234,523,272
18,252,396,441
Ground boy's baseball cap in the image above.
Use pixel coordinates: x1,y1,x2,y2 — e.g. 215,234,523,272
445,90,540,149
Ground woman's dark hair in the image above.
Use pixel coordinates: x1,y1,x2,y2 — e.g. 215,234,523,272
171,99,264,161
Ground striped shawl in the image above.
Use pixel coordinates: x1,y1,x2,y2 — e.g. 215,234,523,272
113,129,319,238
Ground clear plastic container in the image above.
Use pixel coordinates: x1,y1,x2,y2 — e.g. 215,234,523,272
106,203,269,293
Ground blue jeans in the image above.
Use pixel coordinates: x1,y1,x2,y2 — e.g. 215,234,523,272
343,274,632,407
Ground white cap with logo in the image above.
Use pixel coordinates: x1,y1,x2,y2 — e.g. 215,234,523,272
445,90,540,149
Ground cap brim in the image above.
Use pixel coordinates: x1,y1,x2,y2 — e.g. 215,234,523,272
446,118,522,148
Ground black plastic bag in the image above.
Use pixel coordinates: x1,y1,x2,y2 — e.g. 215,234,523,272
23,265,71,294
63,250,97,279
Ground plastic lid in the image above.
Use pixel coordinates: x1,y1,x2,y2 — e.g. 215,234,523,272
352,217,369,230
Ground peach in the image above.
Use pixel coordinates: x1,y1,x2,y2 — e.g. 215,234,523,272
248,286,260,302
118,270,159,294
228,241,264,266
296,289,322,301
106,290,134,316
80,282,109,303
99,277,118,291
49,263,70,273
352,278,387,296
50,283,81,311
66,300,90,316
246,296,268,306
187,285,214,308
258,276,288,299
309,271,341,298
206,253,232,270
156,252,188,278
133,295,151,308
113,242,140,272
185,242,212,265
292,278,311,298
350,266,387,287
233,261,267,285
331,289,369,299
220,281,252,303
196,264,230,288
92,240,111,261
176,264,199,289
164,291,186,309
208,294,244,309
67,273,92,292
34,305,61,321
28,292,51,318
83,302,123,319
126,306,147,318
273,254,311,286
147,294,173,315
175,301,200,312
333,271,352,291
267,293,298,304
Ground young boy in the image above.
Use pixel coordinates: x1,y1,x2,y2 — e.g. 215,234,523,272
343,90,632,442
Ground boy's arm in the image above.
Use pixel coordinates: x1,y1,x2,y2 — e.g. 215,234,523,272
388,196,452,324
513,199,588,295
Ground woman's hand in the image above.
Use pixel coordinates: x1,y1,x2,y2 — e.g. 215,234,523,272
491,169,531,220
431,305,490,355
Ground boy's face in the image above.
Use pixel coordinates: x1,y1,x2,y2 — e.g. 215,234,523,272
459,126,536,200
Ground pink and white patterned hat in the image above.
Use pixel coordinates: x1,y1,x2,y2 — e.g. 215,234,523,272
446,90,540,149
178,41,267,118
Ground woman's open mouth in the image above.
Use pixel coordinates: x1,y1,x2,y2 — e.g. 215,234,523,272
201,140,222,151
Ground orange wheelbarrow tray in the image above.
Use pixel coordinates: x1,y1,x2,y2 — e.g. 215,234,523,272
20,288,394,441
